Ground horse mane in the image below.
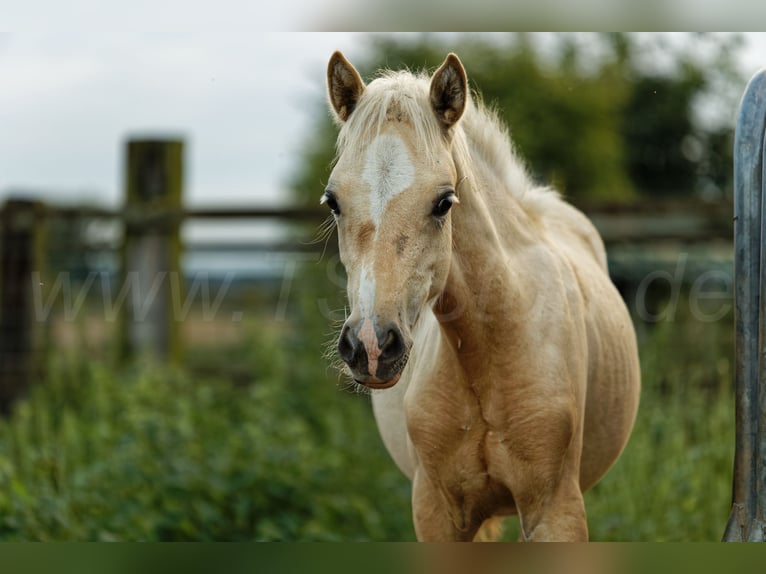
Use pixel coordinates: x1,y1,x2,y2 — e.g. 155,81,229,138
335,68,559,216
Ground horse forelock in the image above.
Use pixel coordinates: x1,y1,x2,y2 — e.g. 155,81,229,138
335,70,447,166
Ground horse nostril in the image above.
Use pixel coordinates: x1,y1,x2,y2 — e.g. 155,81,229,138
338,324,356,364
379,328,405,364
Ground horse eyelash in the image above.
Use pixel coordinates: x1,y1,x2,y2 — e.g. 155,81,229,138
307,215,338,262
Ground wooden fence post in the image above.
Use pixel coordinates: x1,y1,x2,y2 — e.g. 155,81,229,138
0,199,47,412
118,139,184,365
723,69,766,541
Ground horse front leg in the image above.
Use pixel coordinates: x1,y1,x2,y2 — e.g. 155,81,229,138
488,400,589,542
514,474,587,541
411,469,481,541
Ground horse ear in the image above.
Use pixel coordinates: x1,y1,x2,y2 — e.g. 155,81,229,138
327,51,366,123
430,53,467,129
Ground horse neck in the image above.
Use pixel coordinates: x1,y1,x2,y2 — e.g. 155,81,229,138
436,146,536,349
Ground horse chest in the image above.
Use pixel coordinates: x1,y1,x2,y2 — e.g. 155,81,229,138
407,386,517,523
372,351,490,486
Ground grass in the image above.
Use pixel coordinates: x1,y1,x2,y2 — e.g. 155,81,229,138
0,288,737,541
0,318,413,541
586,311,735,541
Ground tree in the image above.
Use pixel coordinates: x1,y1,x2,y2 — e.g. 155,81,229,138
289,33,743,206
610,33,743,199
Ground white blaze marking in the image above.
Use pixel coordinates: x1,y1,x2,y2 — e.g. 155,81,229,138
357,263,376,319
357,263,380,375
362,134,415,228
354,134,412,373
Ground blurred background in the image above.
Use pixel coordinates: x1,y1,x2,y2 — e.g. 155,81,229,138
0,32,763,540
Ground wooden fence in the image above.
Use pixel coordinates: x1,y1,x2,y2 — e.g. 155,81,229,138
0,138,734,413
0,200,47,412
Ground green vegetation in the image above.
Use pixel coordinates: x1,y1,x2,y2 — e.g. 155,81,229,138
0,298,735,541
0,33,740,541
291,33,743,204
587,320,734,541
0,320,413,541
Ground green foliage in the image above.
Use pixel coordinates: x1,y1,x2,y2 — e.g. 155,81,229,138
585,310,735,541
617,33,743,199
289,33,743,205
0,294,736,541
585,373,733,541
404,36,634,200
0,33,742,543
0,321,413,541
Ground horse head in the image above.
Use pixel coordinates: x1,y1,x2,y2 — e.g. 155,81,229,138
324,51,468,389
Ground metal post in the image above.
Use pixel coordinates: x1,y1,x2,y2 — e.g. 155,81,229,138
724,69,766,542
118,138,184,365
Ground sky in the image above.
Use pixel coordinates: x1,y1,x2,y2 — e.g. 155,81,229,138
0,33,365,209
1,32,765,213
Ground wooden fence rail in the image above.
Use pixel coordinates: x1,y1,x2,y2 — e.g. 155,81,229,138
0,135,736,414
0,200,736,241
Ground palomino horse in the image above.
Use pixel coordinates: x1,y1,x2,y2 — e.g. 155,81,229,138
323,51,640,541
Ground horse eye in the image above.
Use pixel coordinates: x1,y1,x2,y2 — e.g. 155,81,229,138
322,192,341,215
432,193,455,218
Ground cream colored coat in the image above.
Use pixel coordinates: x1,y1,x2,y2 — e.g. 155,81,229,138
325,51,640,541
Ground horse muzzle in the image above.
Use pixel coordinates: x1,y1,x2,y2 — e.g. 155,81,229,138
338,319,411,388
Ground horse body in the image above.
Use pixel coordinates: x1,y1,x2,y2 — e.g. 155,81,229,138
325,51,640,541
